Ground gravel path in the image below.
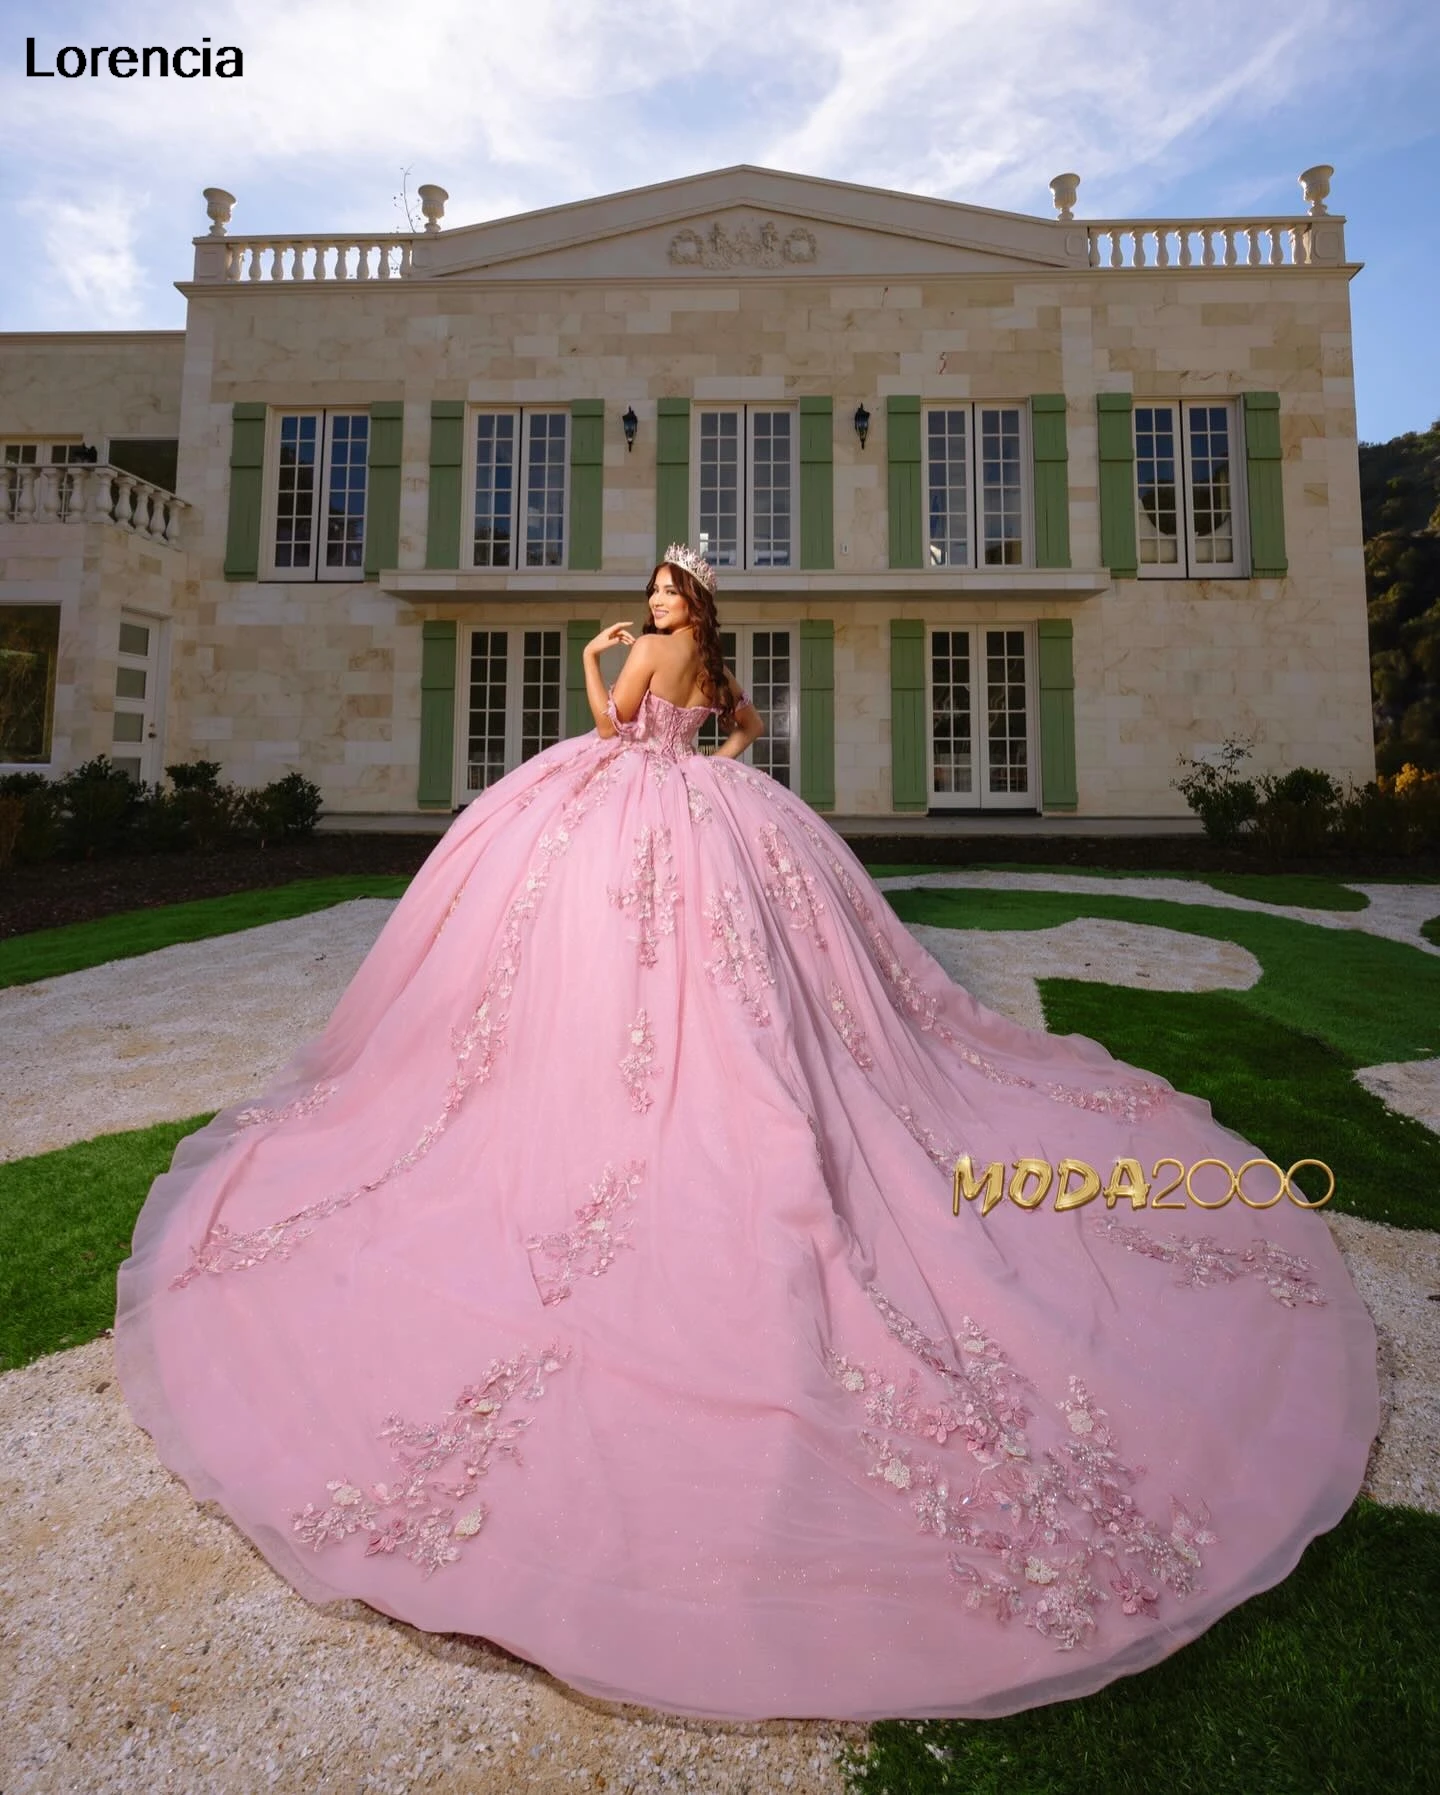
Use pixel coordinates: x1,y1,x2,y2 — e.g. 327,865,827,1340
2,875,1437,1793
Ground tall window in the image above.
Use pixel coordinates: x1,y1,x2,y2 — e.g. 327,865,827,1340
695,624,795,786
470,410,569,569
459,625,564,796
924,405,1028,567
928,625,1034,810
1134,402,1243,576
265,411,368,579
694,407,795,570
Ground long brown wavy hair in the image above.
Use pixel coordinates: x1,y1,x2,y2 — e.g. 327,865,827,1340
641,559,739,734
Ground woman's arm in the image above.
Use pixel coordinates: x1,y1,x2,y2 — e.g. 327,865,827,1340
583,624,657,735
712,680,765,761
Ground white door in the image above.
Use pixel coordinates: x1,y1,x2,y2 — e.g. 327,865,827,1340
111,612,165,783
928,624,1036,810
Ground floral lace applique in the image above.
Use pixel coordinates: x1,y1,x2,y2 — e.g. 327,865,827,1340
173,753,627,1287
1092,1216,1328,1308
513,758,570,810
524,1159,645,1305
711,758,782,803
233,1080,338,1131
608,825,680,968
758,822,828,949
702,883,775,1026
894,1103,963,1181
619,1010,660,1112
686,782,713,824
430,877,471,944
826,980,873,1070
799,823,1172,1126
292,1344,569,1576
805,1111,827,1180
826,1283,1217,1650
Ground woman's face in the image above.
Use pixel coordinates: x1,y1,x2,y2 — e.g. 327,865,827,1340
649,569,693,633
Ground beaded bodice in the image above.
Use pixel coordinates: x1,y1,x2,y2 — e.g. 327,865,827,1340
604,686,748,762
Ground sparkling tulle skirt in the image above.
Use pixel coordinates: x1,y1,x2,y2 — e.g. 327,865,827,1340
115,714,1379,1720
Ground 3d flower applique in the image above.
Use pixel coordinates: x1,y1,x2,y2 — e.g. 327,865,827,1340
1092,1216,1328,1307
607,824,680,968
619,1010,660,1112
702,884,775,1025
757,821,828,949
822,1285,1219,1649
524,1159,646,1305
291,1344,570,1577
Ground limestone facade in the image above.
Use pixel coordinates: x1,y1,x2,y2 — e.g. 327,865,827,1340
0,166,1373,819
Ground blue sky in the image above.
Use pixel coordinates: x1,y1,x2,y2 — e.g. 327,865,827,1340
0,0,1435,443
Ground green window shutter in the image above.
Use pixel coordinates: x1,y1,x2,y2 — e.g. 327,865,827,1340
890,618,927,811
425,400,465,570
364,400,404,580
655,398,690,561
223,402,267,581
799,397,834,570
565,618,601,736
887,396,922,569
1037,618,1078,810
1031,394,1071,570
569,400,604,571
1243,391,1288,577
1097,393,1137,577
798,619,835,809
417,619,456,809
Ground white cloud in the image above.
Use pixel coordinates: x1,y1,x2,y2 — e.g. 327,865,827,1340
17,193,149,326
0,0,1433,326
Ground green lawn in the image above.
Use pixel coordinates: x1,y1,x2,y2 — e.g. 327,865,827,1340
0,1114,214,1371
0,875,410,989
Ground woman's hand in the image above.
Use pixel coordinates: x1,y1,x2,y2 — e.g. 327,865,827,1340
584,622,635,658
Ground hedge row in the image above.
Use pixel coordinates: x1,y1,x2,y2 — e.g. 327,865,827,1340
0,758,322,868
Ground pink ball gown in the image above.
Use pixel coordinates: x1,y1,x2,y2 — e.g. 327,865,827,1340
115,685,1379,1721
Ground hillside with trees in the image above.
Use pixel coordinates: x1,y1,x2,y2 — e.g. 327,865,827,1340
1361,419,1440,773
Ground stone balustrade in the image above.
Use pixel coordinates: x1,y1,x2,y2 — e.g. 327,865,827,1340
189,214,1349,282
1,464,190,546
1083,216,1347,268
194,237,418,282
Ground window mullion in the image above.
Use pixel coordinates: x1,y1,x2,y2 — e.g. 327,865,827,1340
509,411,520,570
969,405,980,570
1179,406,1193,577
314,412,334,583
743,406,752,570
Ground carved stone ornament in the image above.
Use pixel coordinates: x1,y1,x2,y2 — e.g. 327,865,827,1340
668,220,819,270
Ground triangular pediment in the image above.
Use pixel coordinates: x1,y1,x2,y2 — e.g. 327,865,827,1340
409,165,1090,282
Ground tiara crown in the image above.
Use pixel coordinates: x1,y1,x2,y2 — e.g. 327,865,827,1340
662,542,717,595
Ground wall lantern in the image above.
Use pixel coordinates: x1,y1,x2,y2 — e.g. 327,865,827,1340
622,406,639,452
853,403,871,450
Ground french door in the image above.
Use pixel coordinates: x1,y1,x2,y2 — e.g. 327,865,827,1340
928,624,1036,810
695,624,796,787
456,624,564,798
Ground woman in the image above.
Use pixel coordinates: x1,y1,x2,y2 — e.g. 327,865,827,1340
115,545,1379,1722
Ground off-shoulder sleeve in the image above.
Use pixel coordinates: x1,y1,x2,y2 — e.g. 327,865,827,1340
605,686,642,738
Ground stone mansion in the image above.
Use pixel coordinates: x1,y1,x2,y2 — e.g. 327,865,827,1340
0,162,1372,823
